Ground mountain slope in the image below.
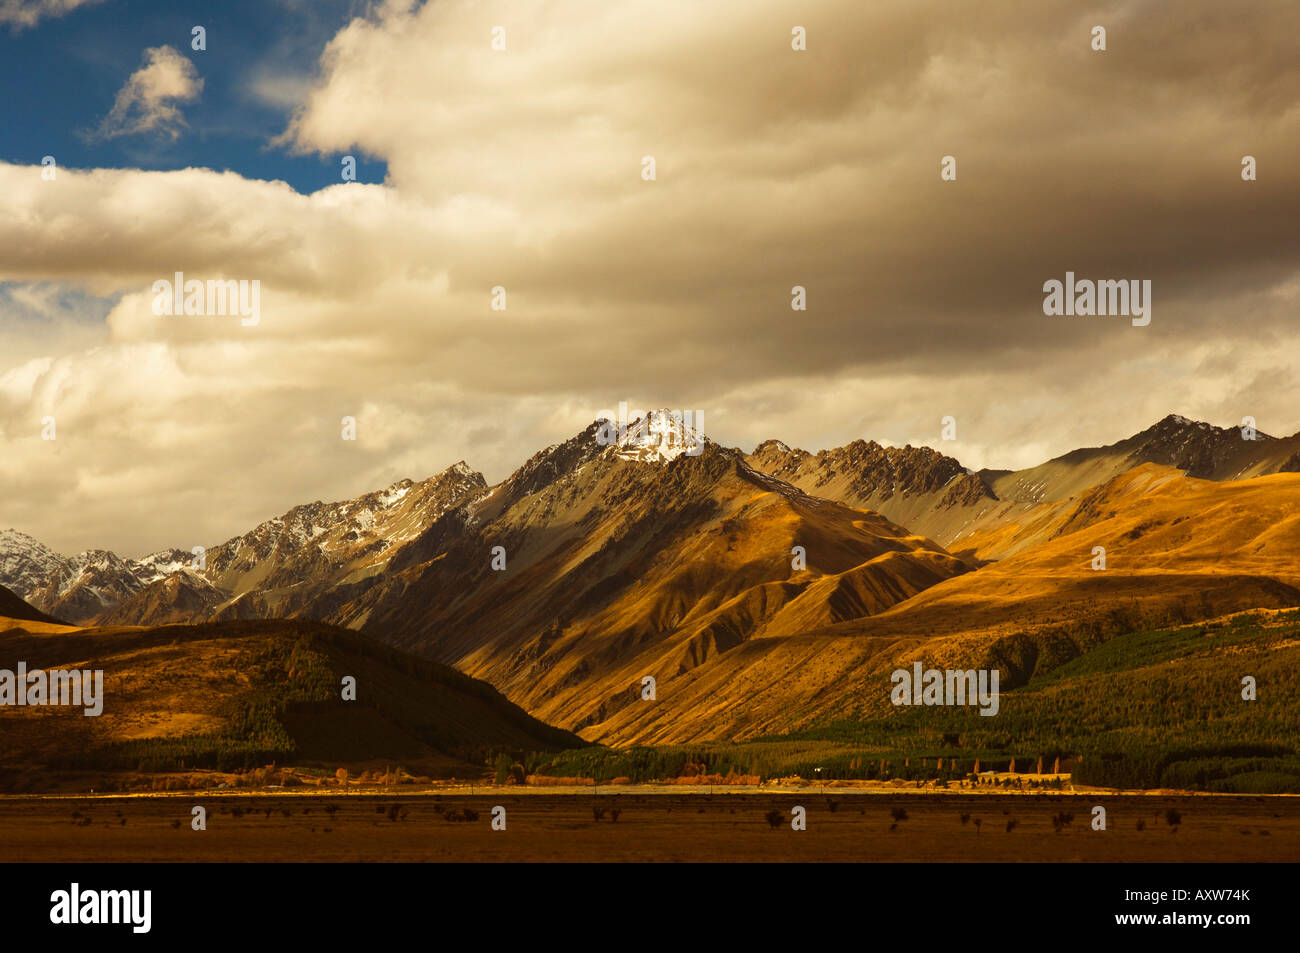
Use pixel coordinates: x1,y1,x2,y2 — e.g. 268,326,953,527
584,464,1300,743
93,569,229,627
199,463,487,611
947,416,1300,560
744,438,1000,550
983,414,1300,505
745,415,1300,562
326,413,969,737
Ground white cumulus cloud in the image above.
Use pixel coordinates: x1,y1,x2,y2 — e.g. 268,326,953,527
89,45,203,141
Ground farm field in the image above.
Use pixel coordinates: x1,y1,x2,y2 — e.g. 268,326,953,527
4,793,1296,863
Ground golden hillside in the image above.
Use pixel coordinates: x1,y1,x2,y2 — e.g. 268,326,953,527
587,465,1300,743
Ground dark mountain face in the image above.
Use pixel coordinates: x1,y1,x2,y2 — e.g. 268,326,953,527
747,438,994,505
1111,414,1278,478
0,583,65,626
743,438,997,552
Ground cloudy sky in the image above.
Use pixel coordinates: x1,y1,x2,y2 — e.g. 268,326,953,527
1,0,1298,557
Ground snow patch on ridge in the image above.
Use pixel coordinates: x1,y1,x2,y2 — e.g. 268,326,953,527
609,409,706,464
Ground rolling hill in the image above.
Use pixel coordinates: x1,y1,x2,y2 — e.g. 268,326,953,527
0,615,581,789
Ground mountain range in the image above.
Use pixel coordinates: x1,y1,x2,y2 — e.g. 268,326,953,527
4,411,1299,745
0,462,486,626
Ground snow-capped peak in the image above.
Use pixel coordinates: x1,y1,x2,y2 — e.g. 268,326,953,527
0,529,70,599
609,409,706,463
